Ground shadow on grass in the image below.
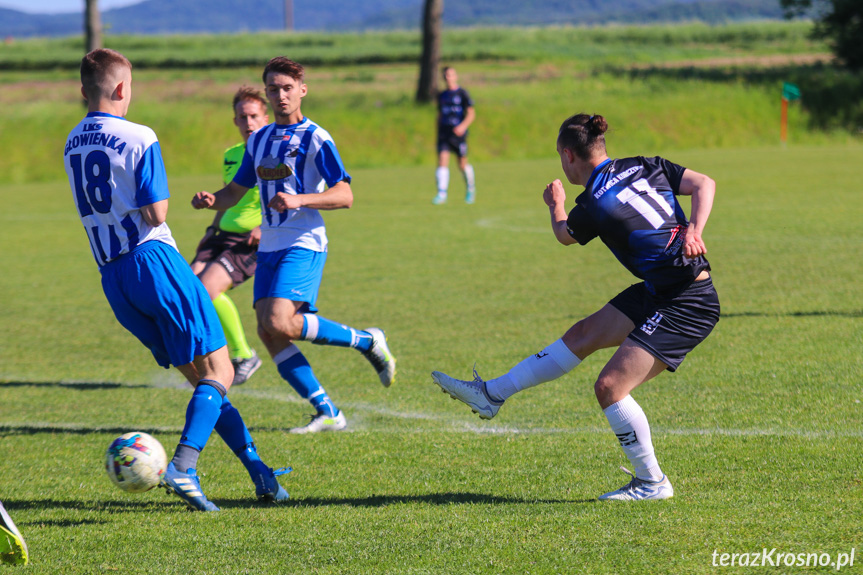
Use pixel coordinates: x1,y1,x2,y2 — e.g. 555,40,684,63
1,494,597,518
219,492,596,509
0,423,179,436
2,498,184,523
722,310,863,318
0,381,152,390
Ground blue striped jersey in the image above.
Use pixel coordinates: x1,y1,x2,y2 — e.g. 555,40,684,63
566,156,710,296
63,112,176,267
233,117,351,253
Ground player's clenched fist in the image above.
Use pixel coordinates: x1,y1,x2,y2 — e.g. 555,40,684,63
267,192,300,213
543,179,567,208
192,191,215,209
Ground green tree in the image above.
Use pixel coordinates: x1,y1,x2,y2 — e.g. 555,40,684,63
781,0,863,70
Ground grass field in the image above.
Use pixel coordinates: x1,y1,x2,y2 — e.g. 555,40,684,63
2,21,856,186
1,141,861,572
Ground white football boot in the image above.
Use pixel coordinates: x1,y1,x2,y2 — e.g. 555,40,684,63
598,467,674,501
432,367,503,420
289,411,348,434
361,327,396,387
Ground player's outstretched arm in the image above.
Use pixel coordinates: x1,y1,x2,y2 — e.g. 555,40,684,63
192,181,249,212
678,168,716,258
544,180,577,246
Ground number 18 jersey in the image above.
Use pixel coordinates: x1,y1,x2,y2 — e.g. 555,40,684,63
566,156,710,296
64,112,176,267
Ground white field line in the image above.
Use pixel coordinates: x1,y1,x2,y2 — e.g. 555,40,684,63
3,382,859,439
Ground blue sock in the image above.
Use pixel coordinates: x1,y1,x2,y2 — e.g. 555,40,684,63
179,381,225,452
301,314,372,351
275,345,339,417
214,396,267,478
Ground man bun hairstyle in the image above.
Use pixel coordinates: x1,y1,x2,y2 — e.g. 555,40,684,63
80,48,132,102
558,113,609,160
232,85,267,112
262,57,305,85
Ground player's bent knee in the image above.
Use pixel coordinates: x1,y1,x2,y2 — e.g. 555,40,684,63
594,377,622,408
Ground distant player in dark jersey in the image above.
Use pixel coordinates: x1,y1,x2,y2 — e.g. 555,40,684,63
432,66,476,205
191,86,268,386
433,113,719,502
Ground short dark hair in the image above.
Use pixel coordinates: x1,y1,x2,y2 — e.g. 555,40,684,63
232,85,267,112
441,66,453,78
80,48,131,102
557,114,609,160
262,57,305,85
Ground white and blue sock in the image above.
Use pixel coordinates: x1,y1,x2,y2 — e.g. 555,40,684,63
275,344,338,417
301,314,372,352
486,339,582,402
603,395,664,482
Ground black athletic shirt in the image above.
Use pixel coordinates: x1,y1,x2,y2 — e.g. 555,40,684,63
437,87,473,131
566,156,710,296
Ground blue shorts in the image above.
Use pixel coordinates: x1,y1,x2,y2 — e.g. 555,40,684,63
254,247,327,313
609,277,720,372
100,240,227,369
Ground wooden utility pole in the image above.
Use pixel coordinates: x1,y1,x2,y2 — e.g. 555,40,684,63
85,0,102,52
285,0,294,31
416,0,442,103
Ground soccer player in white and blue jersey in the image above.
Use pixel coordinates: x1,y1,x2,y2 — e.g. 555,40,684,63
193,57,396,434
64,49,289,511
433,113,720,501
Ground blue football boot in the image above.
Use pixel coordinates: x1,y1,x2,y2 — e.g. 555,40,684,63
162,462,220,512
253,466,292,502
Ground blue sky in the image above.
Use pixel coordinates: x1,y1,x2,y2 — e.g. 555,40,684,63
0,0,144,13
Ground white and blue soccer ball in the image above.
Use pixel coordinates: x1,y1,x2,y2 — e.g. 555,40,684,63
105,432,167,493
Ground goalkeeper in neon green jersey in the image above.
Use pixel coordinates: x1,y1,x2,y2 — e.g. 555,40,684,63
191,86,269,385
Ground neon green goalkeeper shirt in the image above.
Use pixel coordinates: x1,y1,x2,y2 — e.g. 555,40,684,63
218,142,261,233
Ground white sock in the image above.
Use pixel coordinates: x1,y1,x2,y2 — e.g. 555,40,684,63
463,164,475,192
603,395,664,481
486,339,581,401
435,166,449,195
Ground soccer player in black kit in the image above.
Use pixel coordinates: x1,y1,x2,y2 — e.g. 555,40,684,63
432,66,476,205
433,113,719,501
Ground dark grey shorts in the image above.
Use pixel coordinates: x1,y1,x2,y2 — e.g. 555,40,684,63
609,277,720,371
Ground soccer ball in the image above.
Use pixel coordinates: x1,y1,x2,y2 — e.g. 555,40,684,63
104,432,167,493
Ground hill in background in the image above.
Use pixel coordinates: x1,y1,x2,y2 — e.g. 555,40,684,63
1,0,785,38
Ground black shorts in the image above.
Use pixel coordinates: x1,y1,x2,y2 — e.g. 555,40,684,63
191,229,257,287
609,277,720,371
437,130,468,157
